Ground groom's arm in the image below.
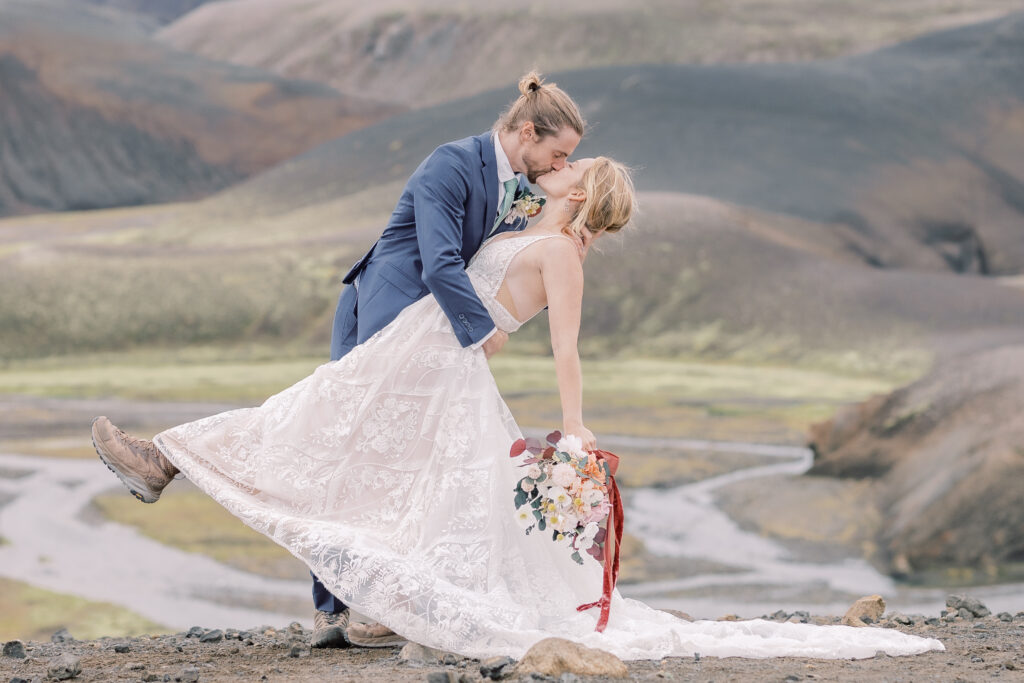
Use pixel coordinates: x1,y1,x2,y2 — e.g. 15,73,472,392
412,146,498,349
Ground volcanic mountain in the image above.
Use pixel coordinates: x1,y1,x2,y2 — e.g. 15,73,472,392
0,0,400,216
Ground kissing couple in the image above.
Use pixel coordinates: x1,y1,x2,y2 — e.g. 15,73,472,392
92,72,943,661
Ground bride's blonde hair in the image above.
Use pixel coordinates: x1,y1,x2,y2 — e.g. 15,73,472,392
564,157,636,239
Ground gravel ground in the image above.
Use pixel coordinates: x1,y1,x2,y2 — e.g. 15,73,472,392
3,609,1023,682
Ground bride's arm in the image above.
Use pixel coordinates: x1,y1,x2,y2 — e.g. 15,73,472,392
540,237,596,450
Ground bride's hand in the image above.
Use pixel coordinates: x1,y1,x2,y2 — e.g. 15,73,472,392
565,423,597,451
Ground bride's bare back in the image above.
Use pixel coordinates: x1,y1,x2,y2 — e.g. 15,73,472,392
492,232,582,326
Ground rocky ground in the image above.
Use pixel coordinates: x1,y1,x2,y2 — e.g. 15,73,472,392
3,598,1022,682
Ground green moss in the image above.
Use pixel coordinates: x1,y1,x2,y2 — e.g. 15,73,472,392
0,577,168,642
93,488,307,581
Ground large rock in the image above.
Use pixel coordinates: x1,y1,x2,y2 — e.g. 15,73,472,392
3,639,26,658
809,345,1024,577
947,595,991,619
515,638,628,679
47,652,82,680
843,595,886,627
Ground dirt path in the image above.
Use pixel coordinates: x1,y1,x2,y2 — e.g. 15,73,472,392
2,614,1022,682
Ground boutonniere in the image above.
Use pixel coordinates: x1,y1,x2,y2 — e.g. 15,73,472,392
505,189,546,224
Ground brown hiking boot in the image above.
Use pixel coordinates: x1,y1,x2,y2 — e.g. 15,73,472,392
347,620,406,648
91,416,178,503
311,609,351,649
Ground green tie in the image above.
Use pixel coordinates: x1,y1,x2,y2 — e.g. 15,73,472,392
492,177,520,233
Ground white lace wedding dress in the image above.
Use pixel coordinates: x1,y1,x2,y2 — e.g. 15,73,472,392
154,234,944,660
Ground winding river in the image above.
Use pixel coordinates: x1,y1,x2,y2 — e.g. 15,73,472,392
1,432,1021,631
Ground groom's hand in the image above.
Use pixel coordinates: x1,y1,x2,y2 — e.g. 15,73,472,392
482,330,509,359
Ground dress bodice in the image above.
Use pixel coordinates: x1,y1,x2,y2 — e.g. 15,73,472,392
467,233,570,334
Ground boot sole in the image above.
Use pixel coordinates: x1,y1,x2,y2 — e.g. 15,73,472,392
347,634,407,648
91,419,160,504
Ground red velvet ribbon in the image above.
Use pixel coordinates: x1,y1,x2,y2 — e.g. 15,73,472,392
576,449,623,632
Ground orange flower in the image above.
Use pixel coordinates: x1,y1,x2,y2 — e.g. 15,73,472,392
583,454,606,484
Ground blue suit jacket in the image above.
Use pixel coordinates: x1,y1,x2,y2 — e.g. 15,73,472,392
330,132,528,360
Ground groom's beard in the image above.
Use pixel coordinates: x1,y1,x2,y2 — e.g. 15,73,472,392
521,149,553,184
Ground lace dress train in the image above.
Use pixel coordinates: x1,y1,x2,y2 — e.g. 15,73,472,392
154,235,944,660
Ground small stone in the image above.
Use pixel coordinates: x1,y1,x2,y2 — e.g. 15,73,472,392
515,638,627,678
178,666,200,683
10,677,32,683
47,652,82,680
771,610,790,621
925,618,940,626
288,643,309,658
3,640,27,658
50,629,74,644
946,595,991,618
287,622,303,634
717,614,740,621
843,595,885,627
480,655,516,680
127,662,146,670
198,629,223,643
426,673,459,683
186,627,204,639
958,607,973,620
441,653,460,665
997,612,1013,622
559,674,582,683
401,642,450,665
1004,660,1017,671
971,656,984,663
889,612,913,626
142,674,161,682
113,643,130,653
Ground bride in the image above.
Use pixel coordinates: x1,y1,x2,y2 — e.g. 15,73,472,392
92,157,943,660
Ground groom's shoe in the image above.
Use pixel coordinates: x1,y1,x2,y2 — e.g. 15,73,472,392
311,609,351,649
347,621,406,648
91,416,178,503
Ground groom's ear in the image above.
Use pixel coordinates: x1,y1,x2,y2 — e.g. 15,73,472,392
519,121,536,143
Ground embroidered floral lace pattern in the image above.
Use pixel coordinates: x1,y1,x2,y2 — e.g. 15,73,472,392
154,235,944,660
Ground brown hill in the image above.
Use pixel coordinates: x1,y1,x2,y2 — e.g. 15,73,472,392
156,0,1020,107
207,12,1024,277
808,345,1024,579
0,0,400,216
4,190,1024,373
82,0,218,26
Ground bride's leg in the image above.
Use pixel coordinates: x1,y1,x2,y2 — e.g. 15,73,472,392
91,416,179,503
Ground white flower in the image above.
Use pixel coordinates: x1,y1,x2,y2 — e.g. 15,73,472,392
526,464,542,479
550,462,577,488
556,513,579,533
582,522,600,539
577,535,594,551
546,486,571,508
521,479,535,493
514,508,535,529
556,434,588,460
584,488,605,505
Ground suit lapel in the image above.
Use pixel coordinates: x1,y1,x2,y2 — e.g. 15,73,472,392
478,132,499,247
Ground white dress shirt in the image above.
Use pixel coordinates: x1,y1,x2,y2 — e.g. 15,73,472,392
471,134,519,349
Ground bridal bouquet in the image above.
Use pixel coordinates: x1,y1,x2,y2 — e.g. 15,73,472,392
510,431,624,632
510,430,613,565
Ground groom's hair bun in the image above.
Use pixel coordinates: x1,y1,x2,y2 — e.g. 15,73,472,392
519,72,544,96
493,71,585,140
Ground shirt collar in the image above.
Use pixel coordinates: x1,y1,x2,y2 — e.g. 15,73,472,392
493,133,517,185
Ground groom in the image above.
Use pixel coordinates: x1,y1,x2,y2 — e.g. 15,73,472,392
314,72,585,648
